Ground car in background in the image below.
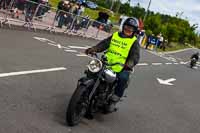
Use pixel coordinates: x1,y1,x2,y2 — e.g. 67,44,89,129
76,0,86,5
85,1,98,9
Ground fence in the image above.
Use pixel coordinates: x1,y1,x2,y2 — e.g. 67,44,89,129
0,0,115,40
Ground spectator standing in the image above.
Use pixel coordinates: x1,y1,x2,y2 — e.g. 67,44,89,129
24,0,39,22
57,0,71,28
145,34,153,49
0,0,10,9
35,0,49,19
14,0,26,18
55,0,64,21
159,33,164,50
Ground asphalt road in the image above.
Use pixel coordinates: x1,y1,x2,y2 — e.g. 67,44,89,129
0,29,200,133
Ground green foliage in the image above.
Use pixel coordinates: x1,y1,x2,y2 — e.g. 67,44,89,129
119,2,132,15
131,3,145,19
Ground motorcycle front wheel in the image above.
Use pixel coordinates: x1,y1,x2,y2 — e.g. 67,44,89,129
66,85,89,126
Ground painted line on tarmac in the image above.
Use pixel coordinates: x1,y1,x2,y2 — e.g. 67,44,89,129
76,54,88,57
165,63,172,65
0,67,67,78
47,43,70,50
33,37,56,43
158,48,198,54
180,61,189,64
68,46,89,49
137,63,149,66
173,62,179,65
146,50,177,62
152,63,163,65
64,49,78,53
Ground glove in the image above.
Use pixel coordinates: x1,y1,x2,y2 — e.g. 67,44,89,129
85,47,96,55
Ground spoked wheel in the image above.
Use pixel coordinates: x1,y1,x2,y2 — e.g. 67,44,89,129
66,85,89,126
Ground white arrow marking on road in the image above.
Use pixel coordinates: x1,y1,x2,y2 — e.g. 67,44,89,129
0,67,67,78
157,78,176,86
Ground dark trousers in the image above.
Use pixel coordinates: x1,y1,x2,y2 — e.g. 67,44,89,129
0,0,10,9
115,70,130,97
58,14,65,28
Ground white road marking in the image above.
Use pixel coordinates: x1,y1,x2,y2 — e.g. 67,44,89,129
173,62,179,65
68,46,89,49
47,42,57,47
165,63,172,65
157,78,176,86
57,44,62,49
76,54,88,57
193,66,198,69
152,63,163,65
0,67,67,78
47,43,70,50
33,37,56,43
146,50,177,62
180,61,188,64
65,49,78,53
158,48,198,54
165,57,177,62
137,63,149,66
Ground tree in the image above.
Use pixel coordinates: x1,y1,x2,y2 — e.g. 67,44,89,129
119,2,132,15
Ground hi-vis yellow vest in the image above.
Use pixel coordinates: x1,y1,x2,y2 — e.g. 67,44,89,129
105,32,137,73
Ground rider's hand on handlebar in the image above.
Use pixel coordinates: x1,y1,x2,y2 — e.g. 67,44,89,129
85,48,96,55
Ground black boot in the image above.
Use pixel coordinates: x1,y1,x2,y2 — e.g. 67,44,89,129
104,95,120,114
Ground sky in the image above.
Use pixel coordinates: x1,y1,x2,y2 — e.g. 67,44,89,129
121,0,200,33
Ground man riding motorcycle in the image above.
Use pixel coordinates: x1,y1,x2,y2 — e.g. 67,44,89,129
191,52,199,61
190,52,199,68
85,17,140,112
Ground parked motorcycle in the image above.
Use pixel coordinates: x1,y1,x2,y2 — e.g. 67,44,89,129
66,54,133,126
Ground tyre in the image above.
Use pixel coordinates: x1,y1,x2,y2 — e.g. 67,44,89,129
66,85,88,126
190,59,196,68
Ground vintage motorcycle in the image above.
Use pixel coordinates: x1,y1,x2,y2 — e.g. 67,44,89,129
66,54,133,126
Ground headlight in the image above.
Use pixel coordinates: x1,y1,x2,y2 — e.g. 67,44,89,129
87,58,102,73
